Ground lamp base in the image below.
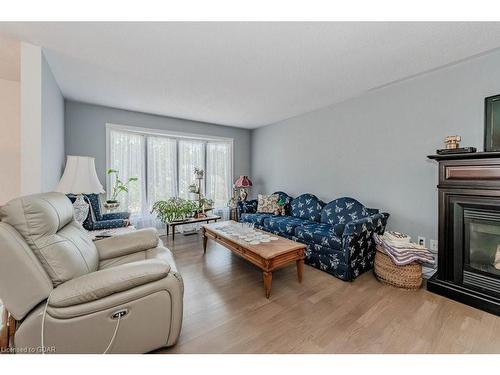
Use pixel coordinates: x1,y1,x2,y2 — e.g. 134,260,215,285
239,188,248,201
73,194,89,225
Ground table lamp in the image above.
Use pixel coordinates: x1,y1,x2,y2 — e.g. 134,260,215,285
55,155,105,224
234,175,252,201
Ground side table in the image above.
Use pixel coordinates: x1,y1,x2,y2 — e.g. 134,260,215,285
167,215,221,241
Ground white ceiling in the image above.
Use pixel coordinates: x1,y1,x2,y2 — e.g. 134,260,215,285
2,22,500,128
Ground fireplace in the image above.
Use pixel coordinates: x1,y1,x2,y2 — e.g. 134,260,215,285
427,152,500,315
462,208,500,293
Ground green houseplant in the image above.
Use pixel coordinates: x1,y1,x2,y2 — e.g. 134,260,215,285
106,169,138,204
151,198,198,223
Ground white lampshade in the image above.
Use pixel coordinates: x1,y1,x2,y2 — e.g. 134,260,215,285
56,155,105,194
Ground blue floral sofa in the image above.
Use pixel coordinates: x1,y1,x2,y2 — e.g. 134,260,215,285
238,192,389,281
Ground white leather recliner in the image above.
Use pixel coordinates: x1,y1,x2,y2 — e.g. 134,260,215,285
0,192,183,353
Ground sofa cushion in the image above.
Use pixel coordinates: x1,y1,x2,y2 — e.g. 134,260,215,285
290,193,324,222
321,197,369,225
264,216,313,236
257,194,279,213
240,212,274,226
295,223,343,250
273,191,293,215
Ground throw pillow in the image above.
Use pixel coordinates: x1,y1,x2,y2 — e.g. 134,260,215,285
257,194,279,214
274,205,286,216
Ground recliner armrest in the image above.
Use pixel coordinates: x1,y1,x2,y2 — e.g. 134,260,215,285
49,259,170,307
95,228,160,260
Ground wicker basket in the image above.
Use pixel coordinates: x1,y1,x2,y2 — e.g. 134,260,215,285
374,245,423,290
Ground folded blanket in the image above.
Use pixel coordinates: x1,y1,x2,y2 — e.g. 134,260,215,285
374,233,435,266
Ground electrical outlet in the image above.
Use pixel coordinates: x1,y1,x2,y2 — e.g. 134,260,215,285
430,240,438,252
418,236,426,247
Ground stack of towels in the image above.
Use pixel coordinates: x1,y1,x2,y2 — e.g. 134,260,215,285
374,231,435,266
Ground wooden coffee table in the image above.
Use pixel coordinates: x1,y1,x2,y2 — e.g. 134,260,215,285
202,221,305,298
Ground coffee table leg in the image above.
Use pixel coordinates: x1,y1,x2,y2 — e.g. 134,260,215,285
296,259,304,283
203,231,208,254
263,271,272,298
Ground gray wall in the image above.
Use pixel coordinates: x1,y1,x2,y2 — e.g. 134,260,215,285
252,49,500,243
65,101,252,185
41,52,65,191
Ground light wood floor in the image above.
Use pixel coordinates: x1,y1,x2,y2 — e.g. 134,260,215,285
157,232,500,354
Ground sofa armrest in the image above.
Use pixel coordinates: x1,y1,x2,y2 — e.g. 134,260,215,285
342,213,388,236
343,217,373,236
341,213,390,278
374,212,390,235
95,228,160,260
49,259,170,308
237,199,258,214
102,211,130,220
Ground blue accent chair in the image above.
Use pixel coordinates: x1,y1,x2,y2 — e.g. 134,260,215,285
68,194,130,231
239,192,389,281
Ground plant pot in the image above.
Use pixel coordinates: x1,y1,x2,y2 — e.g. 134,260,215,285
103,201,120,210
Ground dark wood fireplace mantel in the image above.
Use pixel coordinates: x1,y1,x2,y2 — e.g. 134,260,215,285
427,152,500,316
427,151,500,160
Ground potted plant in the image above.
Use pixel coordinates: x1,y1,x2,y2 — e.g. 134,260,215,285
194,167,204,179
106,169,138,208
151,197,198,224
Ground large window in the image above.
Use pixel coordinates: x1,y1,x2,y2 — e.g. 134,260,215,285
178,140,205,200
108,130,145,214
107,125,233,215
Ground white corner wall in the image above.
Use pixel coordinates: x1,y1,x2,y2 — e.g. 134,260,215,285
20,42,42,195
20,42,64,195
0,78,20,204
41,52,65,191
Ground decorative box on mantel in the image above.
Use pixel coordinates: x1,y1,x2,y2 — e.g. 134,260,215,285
427,151,500,316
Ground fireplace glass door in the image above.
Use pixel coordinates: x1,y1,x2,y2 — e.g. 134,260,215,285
463,209,500,294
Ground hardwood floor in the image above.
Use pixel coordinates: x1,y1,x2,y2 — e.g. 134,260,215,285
157,232,500,354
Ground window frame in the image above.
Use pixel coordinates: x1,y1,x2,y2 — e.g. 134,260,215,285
105,123,234,212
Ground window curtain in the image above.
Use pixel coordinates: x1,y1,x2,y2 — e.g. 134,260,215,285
178,140,205,200
108,130,145,215
147,136,177,208
206,142,231,208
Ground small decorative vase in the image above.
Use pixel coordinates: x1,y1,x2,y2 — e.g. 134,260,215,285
73,194,89,225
